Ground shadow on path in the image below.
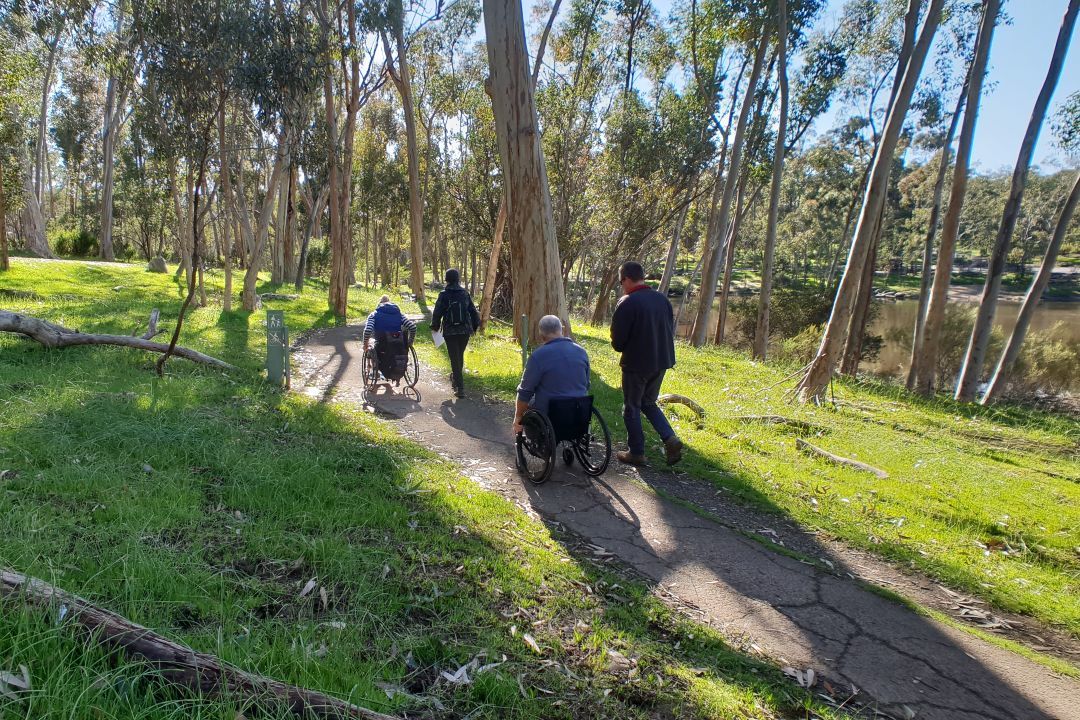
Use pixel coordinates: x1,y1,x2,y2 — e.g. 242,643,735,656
294,324,1079,720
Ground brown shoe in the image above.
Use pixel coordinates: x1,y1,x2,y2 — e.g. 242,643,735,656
664,436,684,466
616,451,647,466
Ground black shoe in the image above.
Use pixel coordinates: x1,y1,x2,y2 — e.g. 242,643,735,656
664,436,684,465
454,386,465,398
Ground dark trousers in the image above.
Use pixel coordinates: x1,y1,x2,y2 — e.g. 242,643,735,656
445,334,470,391
622,368,675,456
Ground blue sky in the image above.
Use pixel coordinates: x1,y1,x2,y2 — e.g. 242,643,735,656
520,0,1080,173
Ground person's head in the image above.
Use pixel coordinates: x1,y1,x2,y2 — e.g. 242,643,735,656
618,261,646,294
445,268,461,286
377,294,391,306
538,315,564,343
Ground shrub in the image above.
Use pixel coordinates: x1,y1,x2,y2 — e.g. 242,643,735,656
50,226,99,257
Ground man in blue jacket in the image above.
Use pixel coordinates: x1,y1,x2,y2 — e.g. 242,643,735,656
610,261,683,466
513,315,590,435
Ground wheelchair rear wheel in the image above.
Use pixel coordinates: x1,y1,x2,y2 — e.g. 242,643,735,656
361,348,380,389
572,406,611,477
515,410,555,484
404,346,420,387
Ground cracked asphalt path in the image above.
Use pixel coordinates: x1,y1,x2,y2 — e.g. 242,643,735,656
294,325,1079,720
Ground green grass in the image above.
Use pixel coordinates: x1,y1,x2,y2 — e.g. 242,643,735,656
416,320,1080,638
0,258,849,719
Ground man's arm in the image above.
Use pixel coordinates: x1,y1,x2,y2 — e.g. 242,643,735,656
430,293,445,332
402,317,417,345
610,298,631,352
514,354,542,432
363,314,375,347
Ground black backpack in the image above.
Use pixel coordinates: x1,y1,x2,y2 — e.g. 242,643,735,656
443,290,471,334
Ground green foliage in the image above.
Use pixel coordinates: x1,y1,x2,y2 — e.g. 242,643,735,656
49,224,98,256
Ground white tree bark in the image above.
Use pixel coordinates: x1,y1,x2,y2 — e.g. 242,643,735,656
484,0,568,345
753,0,789,360
981,170,1080,403
691,33,767,347
20,159,51,257
795,0,944,402
955,0,1079,401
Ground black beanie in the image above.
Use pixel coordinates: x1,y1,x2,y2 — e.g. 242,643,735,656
445,268,460,285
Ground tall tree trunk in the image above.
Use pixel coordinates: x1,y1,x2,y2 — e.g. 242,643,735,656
320,0,348,317
911,3,998,395
386,16,426,305
691,32,767,347
0,157,8,271
295,185,328,292
714,180,747,344
35,34,61,206
590,264,620,326
981,170,1079,403
795,0,944,402
658,189,692,296
841,0,922,374
955,0,1078,402
484,0,568,344
479,196,506,333
99,76,121,261
753,0,789,360
19,163,50,257
218,101,233,311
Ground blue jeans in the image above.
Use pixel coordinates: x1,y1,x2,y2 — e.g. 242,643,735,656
622,369,675,456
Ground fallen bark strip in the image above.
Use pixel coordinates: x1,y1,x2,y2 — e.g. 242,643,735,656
796,439,888,479
0,310,233,370
259,293,300,301
0,569,398,720
734,415,819,433
658,394,706,418
140,309,162,340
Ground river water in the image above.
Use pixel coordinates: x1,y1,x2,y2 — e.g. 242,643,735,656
864,299,1080,380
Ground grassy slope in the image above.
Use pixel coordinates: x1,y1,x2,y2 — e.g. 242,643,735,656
416,319,1080,637
0,259,845,720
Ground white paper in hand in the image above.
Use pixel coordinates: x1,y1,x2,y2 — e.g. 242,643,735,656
432,330,445,348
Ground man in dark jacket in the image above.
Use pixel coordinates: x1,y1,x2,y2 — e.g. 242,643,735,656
610,260,683,466
431,268,480,398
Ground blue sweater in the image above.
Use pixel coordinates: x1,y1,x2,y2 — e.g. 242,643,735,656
516,337,591,414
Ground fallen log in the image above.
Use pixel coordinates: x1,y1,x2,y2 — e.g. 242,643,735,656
0,569,398,720
658,394,706,418
0,310,233,370
259,293,300,301
796,439,888,479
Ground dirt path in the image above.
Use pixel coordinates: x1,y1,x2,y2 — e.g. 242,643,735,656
294,325,1080,720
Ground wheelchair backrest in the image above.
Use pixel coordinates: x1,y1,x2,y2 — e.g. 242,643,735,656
547,396,593,443
374,331,409,381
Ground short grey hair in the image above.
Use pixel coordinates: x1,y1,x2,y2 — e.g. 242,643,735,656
538,315,564,340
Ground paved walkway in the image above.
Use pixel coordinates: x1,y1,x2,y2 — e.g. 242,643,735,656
294,325,1080,720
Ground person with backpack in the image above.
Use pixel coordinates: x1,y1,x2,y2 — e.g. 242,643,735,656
431,268,480,398
363,295,417,385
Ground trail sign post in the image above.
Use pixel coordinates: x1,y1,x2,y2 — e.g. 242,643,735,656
267,310,289,387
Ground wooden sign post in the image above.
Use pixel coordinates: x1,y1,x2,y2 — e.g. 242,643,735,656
267,310,289,388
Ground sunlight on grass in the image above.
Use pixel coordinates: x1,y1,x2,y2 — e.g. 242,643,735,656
0,258,850,719
415,317,1080,636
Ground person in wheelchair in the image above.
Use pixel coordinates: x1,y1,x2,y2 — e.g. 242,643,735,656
363,295,417,386
512,315,589,436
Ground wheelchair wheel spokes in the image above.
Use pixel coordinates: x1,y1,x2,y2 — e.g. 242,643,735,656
515,411,554,484
405,346,420,387
573,406,611,477
362,350,379,389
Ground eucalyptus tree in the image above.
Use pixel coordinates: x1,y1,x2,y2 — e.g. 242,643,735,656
0,16,39,270
983,94,1080,403
484,0,569,343
795,0,945,402
955,0,1079,401
97,0,137,261
909,0,999,395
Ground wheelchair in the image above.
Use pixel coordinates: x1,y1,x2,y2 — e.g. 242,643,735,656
362,331,421,402
515,396,611,484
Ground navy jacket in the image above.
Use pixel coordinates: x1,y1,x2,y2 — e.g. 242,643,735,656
610,285,676,375
516,337,591,414
431,284,480,336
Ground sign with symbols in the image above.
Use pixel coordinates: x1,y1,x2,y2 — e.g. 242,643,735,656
266,310,289,387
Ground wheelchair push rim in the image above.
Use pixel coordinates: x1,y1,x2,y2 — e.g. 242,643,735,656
572,406,611,477
515,410,555,484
